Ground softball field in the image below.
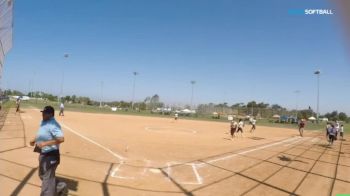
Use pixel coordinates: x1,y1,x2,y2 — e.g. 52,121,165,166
0,108,349,195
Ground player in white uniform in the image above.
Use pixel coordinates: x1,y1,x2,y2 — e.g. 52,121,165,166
250,119,256,133
340,124,344,140
236,119,244,137
335,121,340,140
59,103,65,116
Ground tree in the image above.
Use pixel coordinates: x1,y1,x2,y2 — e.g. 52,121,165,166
138,102,147,110
71,95,77,103
257,102,269,108
247,101,257,108
271,104,283,110
298,109,314,120
324,111,339,121
338,112,348,121
150,94,160,103
149,94,164,109
144,96,151,103
76,96,92,105
144,96,151,109
64,96,71,103
5,89,24,96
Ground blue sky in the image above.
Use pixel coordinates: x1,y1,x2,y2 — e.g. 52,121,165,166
2,0,350,114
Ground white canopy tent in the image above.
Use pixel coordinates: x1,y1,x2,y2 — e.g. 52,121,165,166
272,114,280,119
308,116,316,121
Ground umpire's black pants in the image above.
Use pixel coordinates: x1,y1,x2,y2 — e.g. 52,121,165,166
39,151,67,196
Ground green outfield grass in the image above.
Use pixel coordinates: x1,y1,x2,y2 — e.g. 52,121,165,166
16,99,350,134
257,119,325,131
1,100,14,112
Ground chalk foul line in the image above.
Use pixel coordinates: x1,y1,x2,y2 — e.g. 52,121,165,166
197,136,304,167
60,123,125,160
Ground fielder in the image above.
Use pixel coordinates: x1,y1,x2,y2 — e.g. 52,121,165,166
340,124,344,140
230,120,238,139
298,119,305,137
236,119,244,137
250,118,256,133
16,97,21,113
59,102,64,116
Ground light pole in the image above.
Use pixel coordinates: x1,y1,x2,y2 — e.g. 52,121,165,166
60,53,69,103
190,80,196,109
314,70,321,123
294,90,300,119
32,71,37,103
131,72,138,110
100,81,104,108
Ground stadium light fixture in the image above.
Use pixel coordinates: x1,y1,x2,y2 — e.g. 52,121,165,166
190,80,196,109
314,70,321,123
60,53,69,103
131,72,139,110
294,90,300,119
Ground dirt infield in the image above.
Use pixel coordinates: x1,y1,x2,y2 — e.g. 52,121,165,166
0,108,349,195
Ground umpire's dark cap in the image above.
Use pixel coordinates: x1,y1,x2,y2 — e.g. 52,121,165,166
41,106,55,115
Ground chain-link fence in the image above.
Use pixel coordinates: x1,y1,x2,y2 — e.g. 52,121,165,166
0,0,14,75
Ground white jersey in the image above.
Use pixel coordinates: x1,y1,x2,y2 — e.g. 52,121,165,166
340,127,344,133
251,120,256,125
238,121,244,128
60,103,64,109
335,123,340,132
231,121,238,128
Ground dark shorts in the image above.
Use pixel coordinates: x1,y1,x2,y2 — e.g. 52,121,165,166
230,127,236,135
252,125,256,129
237,127,243,133
340,132,344,137
329,135,335,141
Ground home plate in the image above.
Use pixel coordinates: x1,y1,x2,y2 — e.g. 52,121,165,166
149,168,162,174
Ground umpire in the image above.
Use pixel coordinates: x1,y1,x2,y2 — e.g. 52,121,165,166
29,106,67,196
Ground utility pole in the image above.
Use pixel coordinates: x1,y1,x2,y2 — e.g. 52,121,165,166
314,70,321,123
294,90,300,120
60,53,69,103
100,81,104,108
131,72,138,110
190,80,196,109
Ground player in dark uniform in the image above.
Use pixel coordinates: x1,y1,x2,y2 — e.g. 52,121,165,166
328,124,336,145
16,97,21,113
230,120,237,139
298,119,305,137
326,123,331,141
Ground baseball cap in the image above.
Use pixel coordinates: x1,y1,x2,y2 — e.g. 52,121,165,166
41,106,55,115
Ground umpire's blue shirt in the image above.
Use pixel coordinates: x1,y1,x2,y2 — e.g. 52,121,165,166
35,117,63,153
